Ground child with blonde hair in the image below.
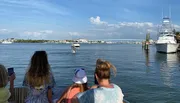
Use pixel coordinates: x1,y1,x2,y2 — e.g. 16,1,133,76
0,64,15,103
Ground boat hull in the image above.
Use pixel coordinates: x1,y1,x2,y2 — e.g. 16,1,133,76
156,43,179,53
71,43,80,47
2,41,12,44
71,46,80,47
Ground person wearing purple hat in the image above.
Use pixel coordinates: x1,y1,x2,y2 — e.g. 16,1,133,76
71,59,124,103
56,68,89,103
72,68,88,84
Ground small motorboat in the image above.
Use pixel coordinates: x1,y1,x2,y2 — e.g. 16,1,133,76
71,43,80,47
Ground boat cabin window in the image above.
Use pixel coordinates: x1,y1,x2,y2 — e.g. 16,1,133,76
160,32,172,34
166,35,173,37
159,32,174,37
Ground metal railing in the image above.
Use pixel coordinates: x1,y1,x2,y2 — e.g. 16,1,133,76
9,87,130,103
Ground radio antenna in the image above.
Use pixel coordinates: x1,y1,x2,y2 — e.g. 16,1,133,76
161,8,164,19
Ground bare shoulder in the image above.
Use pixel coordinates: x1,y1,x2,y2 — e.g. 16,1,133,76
91,85,98,89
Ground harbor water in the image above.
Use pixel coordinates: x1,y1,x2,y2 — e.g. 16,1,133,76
0,43,180,103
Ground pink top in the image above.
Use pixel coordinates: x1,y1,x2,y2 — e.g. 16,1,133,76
67,87,80,103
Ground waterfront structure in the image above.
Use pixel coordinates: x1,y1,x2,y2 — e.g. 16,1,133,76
76,38,88,43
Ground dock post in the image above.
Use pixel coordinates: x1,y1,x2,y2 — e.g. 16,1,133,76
144,33,150,50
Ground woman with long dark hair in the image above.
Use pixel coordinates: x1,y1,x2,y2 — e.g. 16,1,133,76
23,51,55,103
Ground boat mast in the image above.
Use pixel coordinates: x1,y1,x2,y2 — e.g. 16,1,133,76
162,8,164,19
169,5,171,19
169,5,174,32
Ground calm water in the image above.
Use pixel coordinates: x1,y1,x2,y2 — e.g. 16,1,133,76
0,43,180,103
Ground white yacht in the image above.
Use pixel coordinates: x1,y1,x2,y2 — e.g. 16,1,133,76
2,40,13,44
71,42,80,53
156,17,179,53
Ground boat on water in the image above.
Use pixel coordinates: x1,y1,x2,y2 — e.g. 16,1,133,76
71,43,80,47
71,43,80,53
156,17,179,53
2,40,13,44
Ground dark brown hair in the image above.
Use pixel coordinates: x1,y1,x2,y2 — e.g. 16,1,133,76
26,51,50,87
70,83,88,92
95,59,116,80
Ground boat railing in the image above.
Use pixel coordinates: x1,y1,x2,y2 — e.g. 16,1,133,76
9,87,130,103
9,87,28,103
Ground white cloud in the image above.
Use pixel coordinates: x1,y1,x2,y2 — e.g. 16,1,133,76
23,30,53,38
89,16,159,39
90,16,154,28
68,32,80,36
0,29,8,31
90,16,107,25
88,18,180,39
24,31,41,36
0,29,20,39
147,29,156,33
0,29,8,32
40,30,53,34
24,30,53,35
0,29,12,34
0,0,70,15
174,24,180,30
117,22,154,28
106,22,156,34
88,28,106,31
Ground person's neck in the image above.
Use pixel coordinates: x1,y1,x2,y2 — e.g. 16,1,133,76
98,79,112,88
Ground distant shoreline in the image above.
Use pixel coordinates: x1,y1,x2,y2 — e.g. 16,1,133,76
0,38,155,44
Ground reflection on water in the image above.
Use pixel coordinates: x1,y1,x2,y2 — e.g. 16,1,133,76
155,52,179,87
143,49,151,74
144,50,150,67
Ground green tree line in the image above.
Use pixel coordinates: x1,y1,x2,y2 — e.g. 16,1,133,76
14,39,49,43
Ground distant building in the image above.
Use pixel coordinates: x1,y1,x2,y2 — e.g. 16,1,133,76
101,41,105,43
77,39,88,43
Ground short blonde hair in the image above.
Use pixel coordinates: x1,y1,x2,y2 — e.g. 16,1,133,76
0,64,8,87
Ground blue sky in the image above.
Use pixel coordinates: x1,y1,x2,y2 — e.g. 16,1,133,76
0,0,180,40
